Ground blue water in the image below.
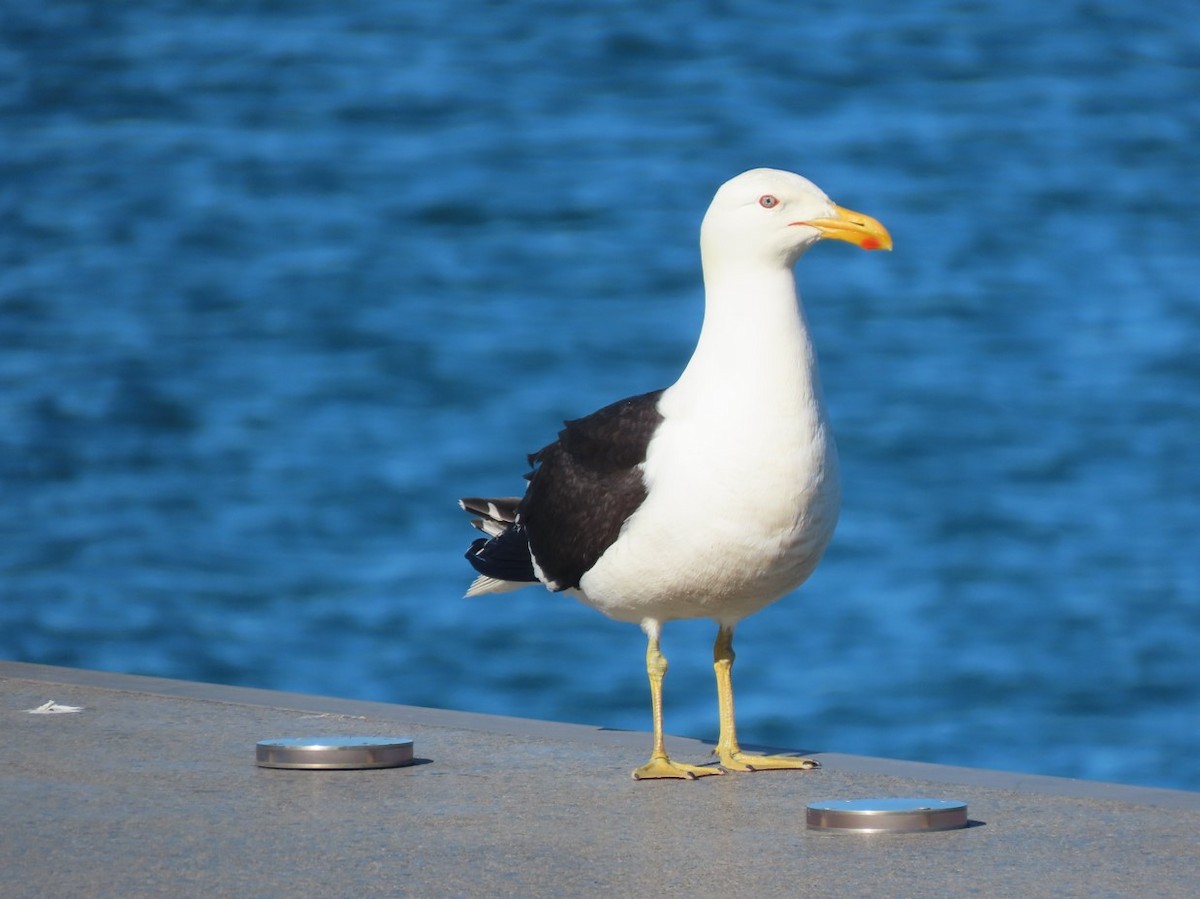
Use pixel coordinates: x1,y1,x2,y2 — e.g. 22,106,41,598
3,2,1199,791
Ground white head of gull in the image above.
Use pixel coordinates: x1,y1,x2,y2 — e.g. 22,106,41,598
461,168,891,779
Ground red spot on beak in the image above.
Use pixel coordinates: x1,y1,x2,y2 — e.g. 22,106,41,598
860,236,882,251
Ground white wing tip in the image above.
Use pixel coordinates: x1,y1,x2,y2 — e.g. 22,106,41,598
464,576,528,598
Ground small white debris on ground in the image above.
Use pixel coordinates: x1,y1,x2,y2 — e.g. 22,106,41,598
25,700,85,714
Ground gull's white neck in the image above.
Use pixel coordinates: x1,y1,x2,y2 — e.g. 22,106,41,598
667,257,825,421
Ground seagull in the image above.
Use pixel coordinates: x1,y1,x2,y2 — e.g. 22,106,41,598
461,168,891,779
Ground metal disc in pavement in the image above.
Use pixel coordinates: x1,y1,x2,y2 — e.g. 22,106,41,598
806,798,968,833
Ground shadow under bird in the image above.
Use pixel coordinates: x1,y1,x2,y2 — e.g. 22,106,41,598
461,168,891,779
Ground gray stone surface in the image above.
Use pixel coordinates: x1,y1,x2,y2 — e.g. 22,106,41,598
2,660,1197,898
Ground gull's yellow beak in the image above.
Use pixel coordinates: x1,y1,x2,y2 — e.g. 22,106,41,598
799,204,892,251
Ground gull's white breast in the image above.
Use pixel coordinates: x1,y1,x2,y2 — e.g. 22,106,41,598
577,378,840,624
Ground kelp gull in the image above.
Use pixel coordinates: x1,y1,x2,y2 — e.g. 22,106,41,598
461,168,891,779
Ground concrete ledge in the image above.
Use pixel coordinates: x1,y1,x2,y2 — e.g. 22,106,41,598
3,660,1197,897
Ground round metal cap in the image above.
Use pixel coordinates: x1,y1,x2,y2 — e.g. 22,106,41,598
806,798,968,833
256,737,415,770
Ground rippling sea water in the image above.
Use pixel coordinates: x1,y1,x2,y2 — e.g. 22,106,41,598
3,2,1199,790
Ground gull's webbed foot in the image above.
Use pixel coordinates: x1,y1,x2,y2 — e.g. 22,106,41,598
716,749,820,773
633,754,724,780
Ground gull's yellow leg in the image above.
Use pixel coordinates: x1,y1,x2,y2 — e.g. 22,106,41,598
632,621,723,780
713,625,819,772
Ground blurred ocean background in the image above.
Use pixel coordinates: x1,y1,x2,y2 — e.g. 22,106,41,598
3,1,1199,791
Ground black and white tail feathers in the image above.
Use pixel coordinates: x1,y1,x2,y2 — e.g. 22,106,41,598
460,497,537,596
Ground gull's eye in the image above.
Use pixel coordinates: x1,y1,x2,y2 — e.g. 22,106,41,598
758,194,779,208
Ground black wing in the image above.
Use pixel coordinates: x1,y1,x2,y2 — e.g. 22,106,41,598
519,389,665,590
